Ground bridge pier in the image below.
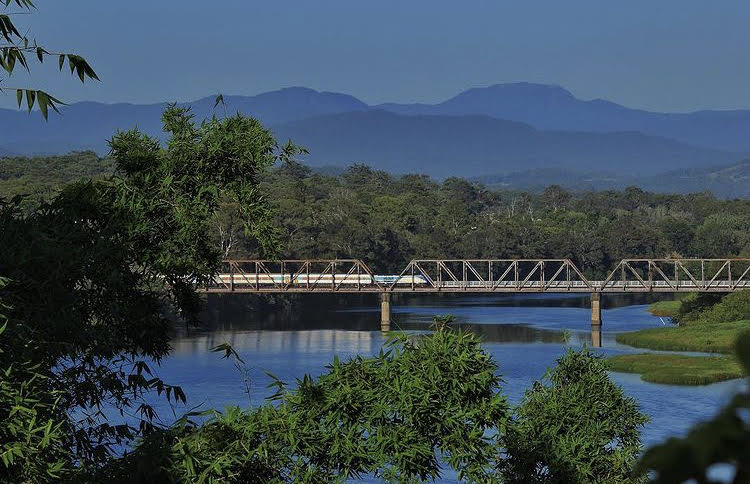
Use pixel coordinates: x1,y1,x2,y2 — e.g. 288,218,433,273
380,292,391,332
591,292,602,348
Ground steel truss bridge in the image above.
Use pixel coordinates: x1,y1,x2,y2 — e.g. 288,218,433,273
203,258,749,347
204,258,750,294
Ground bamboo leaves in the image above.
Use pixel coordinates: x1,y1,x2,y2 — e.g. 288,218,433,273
13,89,62,118
1,1,98,119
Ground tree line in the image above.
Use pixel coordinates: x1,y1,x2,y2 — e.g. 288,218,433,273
253,163,750,276
3,152,749,277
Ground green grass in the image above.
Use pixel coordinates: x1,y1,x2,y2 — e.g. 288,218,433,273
615,320,750,354
607,353,743,385
647,300,682,317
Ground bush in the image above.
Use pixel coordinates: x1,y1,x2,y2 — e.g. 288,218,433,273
92,328,510,483
638,331,750,483
702,290,750,324
499,349,649,484
0,320,69,483
675,292,723,324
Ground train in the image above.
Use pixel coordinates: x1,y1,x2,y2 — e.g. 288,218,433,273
211,273,429,286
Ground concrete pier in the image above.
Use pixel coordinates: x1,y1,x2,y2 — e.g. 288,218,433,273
591,292,602,347
380,292,391,332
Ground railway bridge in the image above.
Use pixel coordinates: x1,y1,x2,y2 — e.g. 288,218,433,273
203,258,750,347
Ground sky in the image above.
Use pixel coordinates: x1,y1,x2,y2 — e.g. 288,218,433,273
2,0,750,112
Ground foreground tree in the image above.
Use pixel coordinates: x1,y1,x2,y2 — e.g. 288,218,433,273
0,107,282,479
639,331,750,483
90,328,509,483
499,349,649,483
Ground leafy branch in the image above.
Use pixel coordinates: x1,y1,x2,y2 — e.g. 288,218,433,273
0,1,98,119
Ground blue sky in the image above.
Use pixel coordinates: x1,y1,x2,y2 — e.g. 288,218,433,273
3,0,750,111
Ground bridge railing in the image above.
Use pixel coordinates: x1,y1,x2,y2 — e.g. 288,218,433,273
390,259,592,291
601,259,750,291
203,258,750,293
210,259,383,292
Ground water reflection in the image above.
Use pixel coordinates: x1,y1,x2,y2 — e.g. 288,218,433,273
172,329,381,356
155,293,741,458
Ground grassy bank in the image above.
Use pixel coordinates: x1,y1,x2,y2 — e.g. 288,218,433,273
611,292,750,385
615,320,750,354
607,353,743,385
647,300,682,317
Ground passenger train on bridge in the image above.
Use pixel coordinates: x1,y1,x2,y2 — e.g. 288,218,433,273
211,273,429,286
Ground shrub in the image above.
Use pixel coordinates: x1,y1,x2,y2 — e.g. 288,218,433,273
91,328,510,483
702,290,750,324
638,331,750,483
675,292,723,324
500,349,649,484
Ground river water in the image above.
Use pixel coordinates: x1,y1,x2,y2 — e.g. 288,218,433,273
151,293,741,480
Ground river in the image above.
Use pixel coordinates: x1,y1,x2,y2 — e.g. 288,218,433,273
149,293,741,480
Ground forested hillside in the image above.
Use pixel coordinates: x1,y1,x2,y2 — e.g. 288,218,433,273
254,164,750,275
0,152,114,212
474,160,750,198
4,152,748,277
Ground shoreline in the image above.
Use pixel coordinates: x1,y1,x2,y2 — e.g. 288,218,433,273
606,299,748,385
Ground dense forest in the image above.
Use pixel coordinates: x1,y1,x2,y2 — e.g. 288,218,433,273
2,151,749,277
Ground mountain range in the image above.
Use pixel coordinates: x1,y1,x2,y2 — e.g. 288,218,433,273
271,110,735,177
2,83,749,179
375,83,750,152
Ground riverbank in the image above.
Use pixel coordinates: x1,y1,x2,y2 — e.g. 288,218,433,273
607,292,749,385
607,353,743,385
647,300,682,317
615,320,750,354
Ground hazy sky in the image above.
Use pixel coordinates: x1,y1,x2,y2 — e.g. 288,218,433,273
3,0,750,111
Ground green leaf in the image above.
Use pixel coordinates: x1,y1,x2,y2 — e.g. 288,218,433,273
36,90,49,119
25,90,35,112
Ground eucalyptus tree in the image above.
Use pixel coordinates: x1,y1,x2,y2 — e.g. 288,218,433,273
1,0,98,117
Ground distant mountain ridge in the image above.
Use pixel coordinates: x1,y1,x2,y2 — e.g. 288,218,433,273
271,110,738,177
2,83,750,180
375,83,750,152
0,87,367,155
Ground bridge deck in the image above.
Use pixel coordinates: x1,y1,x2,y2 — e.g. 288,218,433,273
203,259,750,294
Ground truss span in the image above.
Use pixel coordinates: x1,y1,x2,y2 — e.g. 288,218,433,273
202,258,750,293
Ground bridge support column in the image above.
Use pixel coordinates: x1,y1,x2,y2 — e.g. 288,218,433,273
380,292,391,332
591,292,602,348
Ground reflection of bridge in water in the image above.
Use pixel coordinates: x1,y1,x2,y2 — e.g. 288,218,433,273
203,258,750,347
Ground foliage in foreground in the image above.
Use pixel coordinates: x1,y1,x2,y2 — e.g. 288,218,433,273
607,353,743,385
0,281,69,481
1,0,99,117
638,331,750,483
500,349,649,483
91,329,509,483
0,107,283,478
